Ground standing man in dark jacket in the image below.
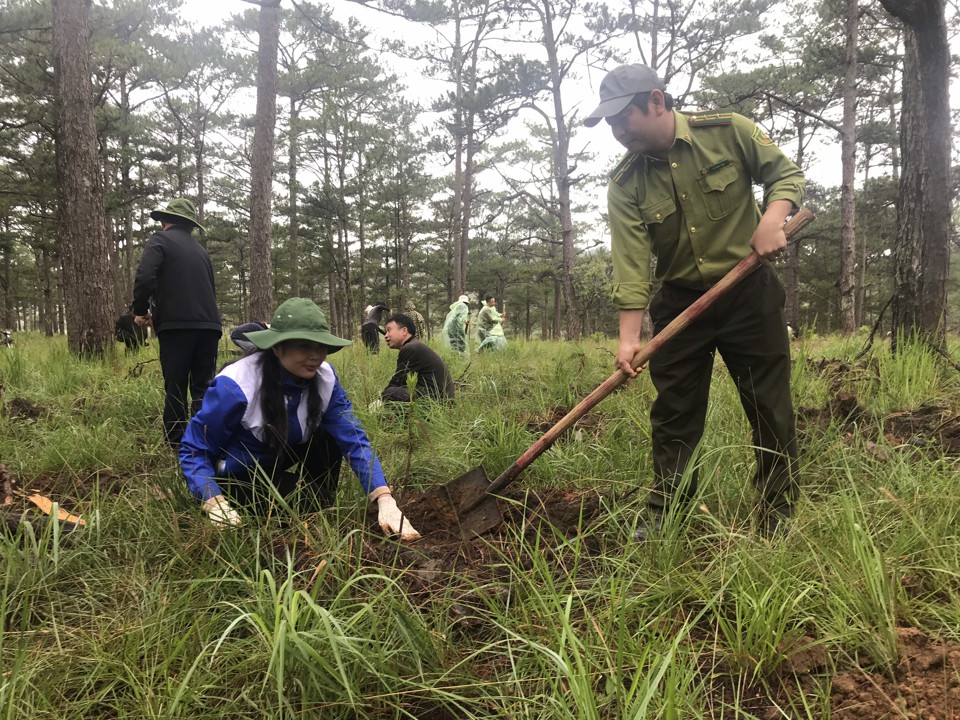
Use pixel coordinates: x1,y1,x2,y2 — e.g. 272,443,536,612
132,198,222,447
382,314,454,402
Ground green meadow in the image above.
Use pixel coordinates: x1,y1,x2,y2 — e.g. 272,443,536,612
1,332,959,718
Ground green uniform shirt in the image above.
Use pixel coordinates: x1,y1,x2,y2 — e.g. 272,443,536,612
608,110,805,309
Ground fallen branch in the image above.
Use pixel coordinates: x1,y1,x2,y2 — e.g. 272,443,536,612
855,295,893,360
925,338,960,372
129,358,159,378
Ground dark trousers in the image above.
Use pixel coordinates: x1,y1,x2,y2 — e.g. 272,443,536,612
157,329,221,447
382,385,411,402
219,430,343,515
647,265,798,518
361,323,380,353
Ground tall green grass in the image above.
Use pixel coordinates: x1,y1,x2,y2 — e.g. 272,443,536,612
1,331,959,717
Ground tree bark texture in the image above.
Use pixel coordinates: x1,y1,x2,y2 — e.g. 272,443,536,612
52,0,114,356
288,97,301,297
878,0,951,346
248,0,281,322
838,0,858,333
541,0,581,340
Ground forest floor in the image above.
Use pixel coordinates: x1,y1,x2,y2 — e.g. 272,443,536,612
5,363,960,719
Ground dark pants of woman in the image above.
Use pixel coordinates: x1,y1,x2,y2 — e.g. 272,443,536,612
220,430,343,515
646,265,798,521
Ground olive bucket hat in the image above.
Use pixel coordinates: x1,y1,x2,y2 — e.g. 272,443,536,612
150,197,204,231
244,298,352,353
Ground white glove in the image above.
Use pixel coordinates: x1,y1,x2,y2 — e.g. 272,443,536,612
201,495,242,527
376,494,420,541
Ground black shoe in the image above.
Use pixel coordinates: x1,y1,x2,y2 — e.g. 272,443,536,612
633,513,663,541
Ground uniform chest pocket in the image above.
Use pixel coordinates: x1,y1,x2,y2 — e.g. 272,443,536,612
697,163,741,220
639,196,677,226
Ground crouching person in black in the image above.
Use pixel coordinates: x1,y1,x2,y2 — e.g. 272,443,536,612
115,306,147,352
382,314,454,402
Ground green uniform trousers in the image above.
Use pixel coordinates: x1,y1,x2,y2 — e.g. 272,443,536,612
646,264,798,517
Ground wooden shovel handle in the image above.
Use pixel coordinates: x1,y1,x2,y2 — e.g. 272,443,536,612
483,208,815,498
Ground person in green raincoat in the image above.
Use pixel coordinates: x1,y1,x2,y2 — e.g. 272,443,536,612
477,294,507,352
442,294,470,354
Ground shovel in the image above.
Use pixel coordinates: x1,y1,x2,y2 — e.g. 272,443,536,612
442,208,816,538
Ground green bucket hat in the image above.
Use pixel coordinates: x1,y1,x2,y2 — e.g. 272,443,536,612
150,197,204,231
244,298,352,353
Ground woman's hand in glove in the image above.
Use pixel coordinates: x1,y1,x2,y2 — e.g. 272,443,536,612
376,493,421,541
201,495,242,527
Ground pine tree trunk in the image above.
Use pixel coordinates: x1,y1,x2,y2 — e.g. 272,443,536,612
838,0,858,333
248,0,281,322
878,0,951,347
541,0,580,340
288,97,301,297
52,0,114,356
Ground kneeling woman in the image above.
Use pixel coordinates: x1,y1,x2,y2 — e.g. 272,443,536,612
179,297,420,540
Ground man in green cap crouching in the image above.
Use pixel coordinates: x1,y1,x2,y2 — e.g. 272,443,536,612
586,64,805,539
132,198,222,447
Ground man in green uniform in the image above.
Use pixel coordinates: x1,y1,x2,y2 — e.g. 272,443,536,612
585,64,804,538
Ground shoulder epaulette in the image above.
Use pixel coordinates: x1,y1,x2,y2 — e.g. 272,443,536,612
687,111,734,128
609,153,641,186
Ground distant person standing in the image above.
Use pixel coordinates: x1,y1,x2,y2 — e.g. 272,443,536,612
404,300,428,340
361,303,389,354
382,314,454,402
477,295,507,352
132,198,222,447
442,295,470,355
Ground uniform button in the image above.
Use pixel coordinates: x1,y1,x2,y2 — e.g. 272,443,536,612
690,226,697,233
698,257,704,265
681,193,687,200
655,213,661,219
671,162,678,169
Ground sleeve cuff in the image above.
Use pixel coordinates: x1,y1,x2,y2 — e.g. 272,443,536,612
612,281,653,309
368,486,392,503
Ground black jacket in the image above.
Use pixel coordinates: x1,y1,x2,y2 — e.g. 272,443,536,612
386,338,454,400
132,226,221,334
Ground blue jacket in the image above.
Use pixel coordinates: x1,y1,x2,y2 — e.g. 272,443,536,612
179,354,387,502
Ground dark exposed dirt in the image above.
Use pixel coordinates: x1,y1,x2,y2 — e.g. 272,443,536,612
3,396,49,421
524,406,605,437
831,627,960,720
797,356,960,455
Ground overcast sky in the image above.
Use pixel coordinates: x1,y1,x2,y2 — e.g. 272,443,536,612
177,0,844,211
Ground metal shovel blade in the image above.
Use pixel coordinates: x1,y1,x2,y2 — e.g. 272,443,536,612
443,465,502,538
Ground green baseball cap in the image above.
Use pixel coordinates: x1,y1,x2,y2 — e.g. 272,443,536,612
244,298,352,353
584,64,666,127
150,197,204,231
